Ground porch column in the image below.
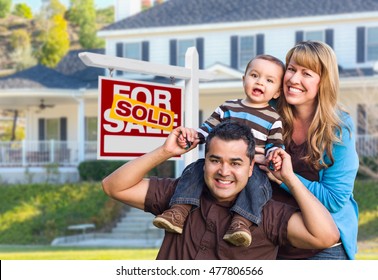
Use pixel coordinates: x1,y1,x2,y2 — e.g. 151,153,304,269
76,96,85,163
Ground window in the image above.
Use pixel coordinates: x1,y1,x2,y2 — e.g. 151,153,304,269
239,36,255,71
85,117,97,141
116,41,149,75
367,27,378,61
305,30,324,42
231,35,263,70
124,42,141,60
45,118,60,140
177,39,195,67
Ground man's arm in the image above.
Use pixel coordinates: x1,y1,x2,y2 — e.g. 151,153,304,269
101,127,199,210
267,148,340,249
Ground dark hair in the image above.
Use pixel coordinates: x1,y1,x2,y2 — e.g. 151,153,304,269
205,120,255,163
244,54,285,76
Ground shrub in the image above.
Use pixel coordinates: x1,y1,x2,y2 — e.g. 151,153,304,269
78,160,176,181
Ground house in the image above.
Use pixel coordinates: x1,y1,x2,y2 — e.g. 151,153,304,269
0,0,377,183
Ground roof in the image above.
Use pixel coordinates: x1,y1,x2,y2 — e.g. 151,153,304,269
0,64,86,89
0,49,105,90
103,0,378,31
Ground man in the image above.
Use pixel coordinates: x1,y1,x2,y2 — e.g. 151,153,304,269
102,121,339,259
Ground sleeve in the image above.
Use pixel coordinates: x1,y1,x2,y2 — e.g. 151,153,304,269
280,114,359,213
144,177,178,215
265,116,285,155
196,103,227,143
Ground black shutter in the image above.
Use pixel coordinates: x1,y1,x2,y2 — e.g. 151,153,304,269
295,31,304,43
38,118,45,140
325,29,334,48
142,41,149,61
256,34,264,55
231,35,238,69
357,27,365,63
60,117,67,141
170,39,177,65
116,42,123,75
196,37,204,69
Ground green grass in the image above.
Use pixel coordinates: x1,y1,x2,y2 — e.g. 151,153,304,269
0,245,375,260
0,245,158,260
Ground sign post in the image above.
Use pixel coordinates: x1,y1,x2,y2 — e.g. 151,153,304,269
79,48,214,167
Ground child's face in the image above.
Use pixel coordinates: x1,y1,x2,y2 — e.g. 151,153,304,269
242,58,283,107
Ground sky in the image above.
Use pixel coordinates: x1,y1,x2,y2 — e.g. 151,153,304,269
13,0,113,12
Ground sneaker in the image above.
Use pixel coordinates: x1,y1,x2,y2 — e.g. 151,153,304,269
152,204,191,234
223,215,252,247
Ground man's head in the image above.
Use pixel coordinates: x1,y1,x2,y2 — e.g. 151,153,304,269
203,121,255,202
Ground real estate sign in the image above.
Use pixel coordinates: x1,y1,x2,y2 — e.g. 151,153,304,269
98,77,183,160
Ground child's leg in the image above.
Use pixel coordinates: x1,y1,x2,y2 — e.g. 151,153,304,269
153,159,205,234
223,165,272,246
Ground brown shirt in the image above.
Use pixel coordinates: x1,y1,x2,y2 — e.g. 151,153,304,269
272,141,322,259
145,177,297,260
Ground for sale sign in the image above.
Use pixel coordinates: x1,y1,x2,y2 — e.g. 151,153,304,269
98,77,183,160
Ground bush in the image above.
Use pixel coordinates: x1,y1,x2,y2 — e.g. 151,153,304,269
78,160,127,181
0,182,123,244
78,160,176,181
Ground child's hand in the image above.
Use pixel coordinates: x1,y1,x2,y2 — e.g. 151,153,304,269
177,134,188,149
175,127,199,150
269,153,282,171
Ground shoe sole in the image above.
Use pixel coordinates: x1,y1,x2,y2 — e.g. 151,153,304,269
223,232,252,247
153,217,183,234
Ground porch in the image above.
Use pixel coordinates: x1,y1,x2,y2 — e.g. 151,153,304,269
0,140,97,184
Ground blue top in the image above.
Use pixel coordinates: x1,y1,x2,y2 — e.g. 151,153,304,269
280,112,359,259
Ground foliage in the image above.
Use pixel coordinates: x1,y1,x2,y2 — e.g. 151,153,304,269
96,6,114,26
354,180,378,241
35,14,70,68
13,3,33,19
78,160,175,181
9,29,30,50
0,182,124,245
68,0,103,48
78,160,128,181
0,0,12,18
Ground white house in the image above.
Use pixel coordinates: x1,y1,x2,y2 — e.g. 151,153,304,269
0,0,377,183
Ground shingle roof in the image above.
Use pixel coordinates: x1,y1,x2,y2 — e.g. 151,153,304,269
0,64,86,89
103,0,378,31
0,49,105,90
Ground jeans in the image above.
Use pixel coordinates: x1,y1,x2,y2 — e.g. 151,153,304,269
170,158,272,225
306,244,348,260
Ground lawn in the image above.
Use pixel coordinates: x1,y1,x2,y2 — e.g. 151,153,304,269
0,244,376,260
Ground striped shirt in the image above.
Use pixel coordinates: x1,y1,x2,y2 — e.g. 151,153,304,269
197,99,284,154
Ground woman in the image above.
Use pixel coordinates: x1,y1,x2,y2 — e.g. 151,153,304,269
265,41,359,260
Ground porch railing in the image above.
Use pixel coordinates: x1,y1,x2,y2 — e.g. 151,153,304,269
0,136,377,167
0,140,97,167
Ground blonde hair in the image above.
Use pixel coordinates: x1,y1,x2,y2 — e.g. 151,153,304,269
278,41,346,170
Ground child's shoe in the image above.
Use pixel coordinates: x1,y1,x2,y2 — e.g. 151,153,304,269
152,204,191,234
223,215,252,247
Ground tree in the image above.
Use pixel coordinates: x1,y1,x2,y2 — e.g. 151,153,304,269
0,0,12,18
9,29,37,70
13,3,33,19
36,14,70,67
34,0,69,68
68,0,103,48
